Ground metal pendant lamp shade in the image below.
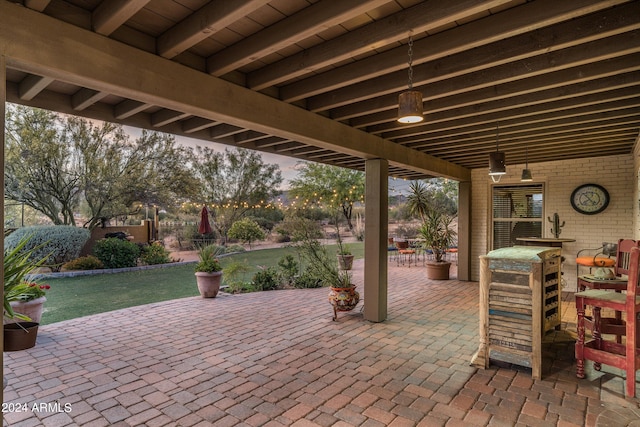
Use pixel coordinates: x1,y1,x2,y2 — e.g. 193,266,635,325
398,90,423,123
397,33,423,124
489,151,506,182
521,145,533,181
488,124,506,182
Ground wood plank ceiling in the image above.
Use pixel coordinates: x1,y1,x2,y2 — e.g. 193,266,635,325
3,0,640,180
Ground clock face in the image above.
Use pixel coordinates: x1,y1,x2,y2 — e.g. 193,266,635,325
570,184,609,215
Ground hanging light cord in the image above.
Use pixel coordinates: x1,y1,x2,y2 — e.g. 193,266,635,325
495,123,500,151
407,34,414,90
525,145,529,167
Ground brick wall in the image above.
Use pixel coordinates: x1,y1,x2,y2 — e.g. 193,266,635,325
470,152,637,291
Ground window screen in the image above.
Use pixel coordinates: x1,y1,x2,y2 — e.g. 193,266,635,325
492,184,544,249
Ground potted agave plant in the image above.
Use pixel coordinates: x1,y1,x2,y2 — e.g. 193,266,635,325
194,244,225,298
408,181,457,280
419,210,456,280
4,235,50,351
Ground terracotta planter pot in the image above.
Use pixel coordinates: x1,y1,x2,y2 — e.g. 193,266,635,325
425,261,451,280
328,285,360,320
5,296,47,324
4,322,39,351
195,271,223,298
337,254,354,270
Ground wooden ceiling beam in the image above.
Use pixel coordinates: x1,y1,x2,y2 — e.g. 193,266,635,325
92,0,150,36
71,88,108,111
413,119,640,153
182,117,217,134
151,109,190,127
209,124,245,139
0,2,471,180
453,138,635,167
330,32,640,121
394,100,640,146
248,0,512,90
310,4,640,112
355,55,640,129
24,0,51,12
18,74,54,100
280,0,627,102
114,99,151,119
382,86,640,140
206,0,388,76
157,0,270,59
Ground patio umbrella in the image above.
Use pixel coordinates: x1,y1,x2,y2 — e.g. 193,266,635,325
198,205,213,235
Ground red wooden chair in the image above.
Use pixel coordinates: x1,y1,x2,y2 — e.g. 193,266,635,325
578,239,640,343
575,245,640,397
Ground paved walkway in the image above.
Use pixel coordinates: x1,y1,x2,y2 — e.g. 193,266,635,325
3,259,639,426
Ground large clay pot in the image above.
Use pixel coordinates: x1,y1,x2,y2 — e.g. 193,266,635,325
337,254,354,270
195,271,223,298
328,285,360,320
4,322,39,351
6,297,47,324
425,261,451,280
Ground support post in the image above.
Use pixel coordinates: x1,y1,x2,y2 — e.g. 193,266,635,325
1,54,7,394
458,181,471,280
364,159,388,322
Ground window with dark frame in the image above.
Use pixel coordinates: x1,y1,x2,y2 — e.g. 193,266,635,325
492,184,544,250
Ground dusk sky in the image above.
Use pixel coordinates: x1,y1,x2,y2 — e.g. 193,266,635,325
124,125,412,194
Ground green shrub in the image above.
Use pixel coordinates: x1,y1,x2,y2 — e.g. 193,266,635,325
93,238,141,269
293,270,323,289
252,267,280,291
226,281,258,294
5,225,91,272
140,243,172,265
278,254,299,285
225,244,246,254
63,255,104,271
228,218,266,249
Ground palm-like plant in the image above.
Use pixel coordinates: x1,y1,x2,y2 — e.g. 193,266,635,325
408,181,457,263
419,211,456,263
406,181,430,223
4,235,48,320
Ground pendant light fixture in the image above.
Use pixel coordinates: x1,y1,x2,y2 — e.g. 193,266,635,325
521,145,533,182
397,33,423,124
488,123,506,183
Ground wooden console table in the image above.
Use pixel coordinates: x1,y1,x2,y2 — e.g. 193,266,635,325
471,246,562,379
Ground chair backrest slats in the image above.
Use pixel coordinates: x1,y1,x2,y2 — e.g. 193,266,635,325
626,246,640,299
616,239,640,276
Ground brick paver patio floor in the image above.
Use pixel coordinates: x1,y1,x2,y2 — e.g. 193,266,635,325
3,259,640,426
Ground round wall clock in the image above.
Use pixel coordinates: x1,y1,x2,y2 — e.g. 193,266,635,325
570,183,609,215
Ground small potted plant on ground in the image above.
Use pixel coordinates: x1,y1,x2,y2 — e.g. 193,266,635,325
4,235,49,351
194,244,225,298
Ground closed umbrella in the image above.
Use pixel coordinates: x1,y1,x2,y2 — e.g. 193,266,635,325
198,205,213,235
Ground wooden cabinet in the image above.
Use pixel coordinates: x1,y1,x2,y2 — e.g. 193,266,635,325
471,246,562,379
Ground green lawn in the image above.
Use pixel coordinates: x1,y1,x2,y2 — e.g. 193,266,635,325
40,242,363,325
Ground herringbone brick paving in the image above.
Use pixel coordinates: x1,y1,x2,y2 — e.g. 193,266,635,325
3,259,639,426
